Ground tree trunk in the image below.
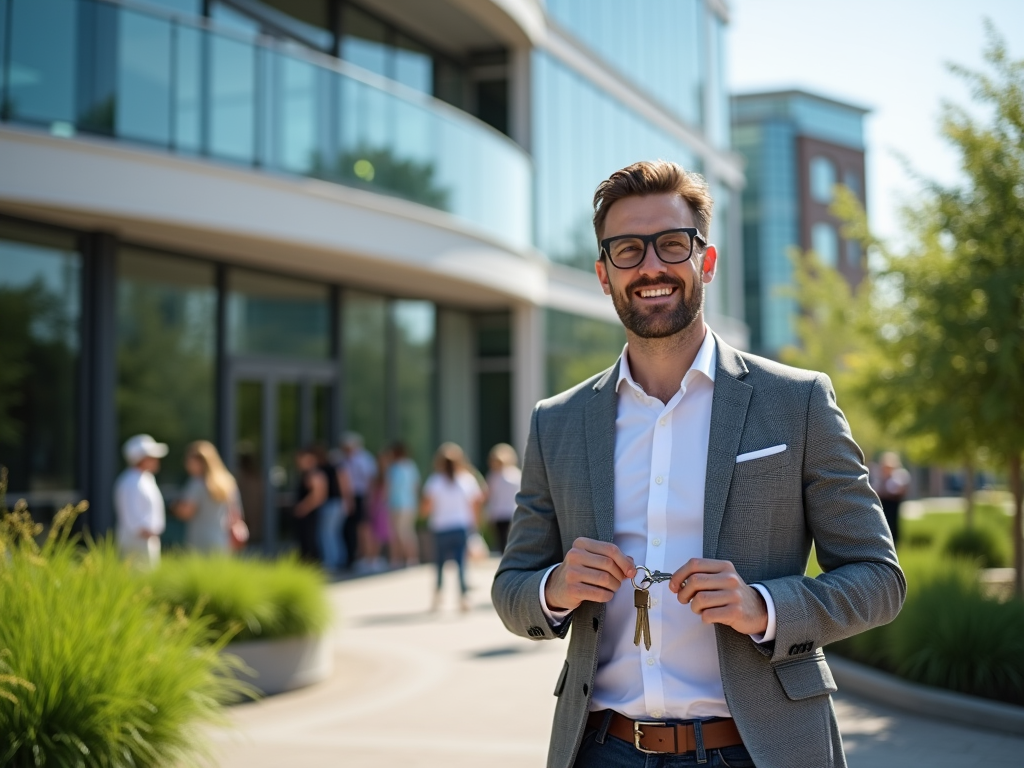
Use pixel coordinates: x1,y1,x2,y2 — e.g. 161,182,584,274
1011,453,1023,599
964,460,975,528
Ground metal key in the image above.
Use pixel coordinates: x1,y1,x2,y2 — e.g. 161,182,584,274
632,565,673,590
633,586,652,650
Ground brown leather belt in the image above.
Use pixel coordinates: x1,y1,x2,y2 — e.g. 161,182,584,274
587,710,743,755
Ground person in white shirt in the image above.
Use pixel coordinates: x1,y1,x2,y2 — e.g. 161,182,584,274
492,161,904,768
114,434,168,568
421,442,483,612
485,443,522,554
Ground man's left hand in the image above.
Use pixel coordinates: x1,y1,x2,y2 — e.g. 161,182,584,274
668,558,768,636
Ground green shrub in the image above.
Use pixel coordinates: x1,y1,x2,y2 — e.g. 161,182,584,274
943,524,1008,567
147,553,331,643
830,550,1024,705
0,500,249,767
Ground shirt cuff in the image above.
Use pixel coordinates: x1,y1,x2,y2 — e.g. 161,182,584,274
748,583,777,644
539,564,573,627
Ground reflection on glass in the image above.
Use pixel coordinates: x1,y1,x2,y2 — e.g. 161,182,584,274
394,300,435,473
210,31,256,162
227,268,330,358
209,1,260,36
343,291,387,454
276,381,301,544
117,10,172,145
8,0,79,126
249,0,332,50
341,5,388,79
811,222,839,267
235,380,265,543
0,221,80,503
117,248,215,495
174,25,202,152
478,371,511,469
395,34,432,95
276,54,320,174
313,384,331,445
546,309,624,397
810,156,837,203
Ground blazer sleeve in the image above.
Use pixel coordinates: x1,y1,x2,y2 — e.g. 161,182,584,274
758,373,906,663
491,404,571,640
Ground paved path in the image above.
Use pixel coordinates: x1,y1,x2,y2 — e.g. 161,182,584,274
206,559,1024,767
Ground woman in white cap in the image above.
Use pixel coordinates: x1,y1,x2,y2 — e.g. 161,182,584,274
114,433,168,567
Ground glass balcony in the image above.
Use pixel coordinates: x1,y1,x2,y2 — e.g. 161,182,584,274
0,0,532,249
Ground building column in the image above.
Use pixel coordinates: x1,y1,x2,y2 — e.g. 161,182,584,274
508,46,532,152
512,302,544,456
80,232,118,535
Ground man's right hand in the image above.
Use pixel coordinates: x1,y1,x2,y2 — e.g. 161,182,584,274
544,538,636,612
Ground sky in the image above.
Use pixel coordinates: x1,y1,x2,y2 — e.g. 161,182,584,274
727,0,1024,245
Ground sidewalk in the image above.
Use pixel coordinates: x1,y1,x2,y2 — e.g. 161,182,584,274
206,558,1024,767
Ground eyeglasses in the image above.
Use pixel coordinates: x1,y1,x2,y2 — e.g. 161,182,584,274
600,227,707,269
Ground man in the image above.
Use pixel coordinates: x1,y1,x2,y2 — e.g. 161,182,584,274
492,161,905,768
114,433,168,567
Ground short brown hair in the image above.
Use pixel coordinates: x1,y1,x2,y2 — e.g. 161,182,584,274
592,160,714,244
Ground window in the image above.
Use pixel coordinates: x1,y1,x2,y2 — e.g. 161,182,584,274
809,156,837,203
0,221,81,506
843,170,862,197
343,291,387,455
394,300,436,473
811,222,839,267
227,268,330,358
846,238,863,268
546,309,624,396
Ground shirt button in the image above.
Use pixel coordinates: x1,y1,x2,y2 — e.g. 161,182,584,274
651,710,663,718
655,476,663,485
646,657,655,666
659,417,667,426
651,598,659,606
652,538,661,547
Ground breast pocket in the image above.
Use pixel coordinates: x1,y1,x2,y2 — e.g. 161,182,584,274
733,446,793,478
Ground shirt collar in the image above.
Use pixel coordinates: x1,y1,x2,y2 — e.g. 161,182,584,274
615,327,718,395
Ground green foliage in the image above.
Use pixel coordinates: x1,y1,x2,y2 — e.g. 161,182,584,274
0,485,249,767
147,553,331,644
944,523,1008,567
831,550,1024,704
313,146,450,210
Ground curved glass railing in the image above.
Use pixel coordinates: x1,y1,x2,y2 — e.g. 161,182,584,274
0,0,533,249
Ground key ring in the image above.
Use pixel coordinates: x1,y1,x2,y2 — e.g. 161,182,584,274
631,566,679,590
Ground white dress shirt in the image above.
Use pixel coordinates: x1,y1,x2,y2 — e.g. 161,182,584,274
540,330,776,720
114,467,166,544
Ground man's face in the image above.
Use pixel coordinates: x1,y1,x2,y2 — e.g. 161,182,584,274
595,193,717,339
138,456,160,474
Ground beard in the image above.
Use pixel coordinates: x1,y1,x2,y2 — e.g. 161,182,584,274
610,273,704,339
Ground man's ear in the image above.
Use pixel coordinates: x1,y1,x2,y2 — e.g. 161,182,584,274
701,244,718,283
595,257,612,295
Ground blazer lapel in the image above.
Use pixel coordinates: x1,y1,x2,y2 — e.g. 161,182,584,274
585,362,619,543
703,335,752,559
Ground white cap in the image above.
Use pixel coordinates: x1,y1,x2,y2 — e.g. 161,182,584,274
123,434,169,465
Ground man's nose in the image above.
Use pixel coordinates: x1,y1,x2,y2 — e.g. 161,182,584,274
637,240,667,275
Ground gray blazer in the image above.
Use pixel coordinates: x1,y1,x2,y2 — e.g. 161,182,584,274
492,334,905,768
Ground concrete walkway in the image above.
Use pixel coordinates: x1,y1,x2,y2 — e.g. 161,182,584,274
206,558,1024,767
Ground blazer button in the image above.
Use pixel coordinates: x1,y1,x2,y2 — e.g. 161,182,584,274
528,626,544,638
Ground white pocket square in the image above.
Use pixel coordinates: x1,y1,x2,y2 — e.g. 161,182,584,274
736,444,787,463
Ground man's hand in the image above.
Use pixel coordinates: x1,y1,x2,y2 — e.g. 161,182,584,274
545,538,636,612
668,558,768,636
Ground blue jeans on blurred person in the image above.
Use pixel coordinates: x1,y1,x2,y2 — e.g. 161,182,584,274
433,527,468,594
318,499,343,571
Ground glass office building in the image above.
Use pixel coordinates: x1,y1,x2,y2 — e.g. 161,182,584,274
732,90,868,357
0,0,746,548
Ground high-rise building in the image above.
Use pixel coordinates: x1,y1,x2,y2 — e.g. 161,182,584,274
0,0,746,547
732,89,868,358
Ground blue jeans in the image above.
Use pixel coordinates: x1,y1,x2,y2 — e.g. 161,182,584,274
574,722,755,768
433,528,467,593
318,499,343,570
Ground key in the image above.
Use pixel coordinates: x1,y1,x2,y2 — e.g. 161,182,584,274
633,587,652,650
647,570,673,584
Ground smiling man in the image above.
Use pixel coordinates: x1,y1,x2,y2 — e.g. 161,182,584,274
492,161,905,768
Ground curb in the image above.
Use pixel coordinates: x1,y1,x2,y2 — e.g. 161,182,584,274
829,655,1024,735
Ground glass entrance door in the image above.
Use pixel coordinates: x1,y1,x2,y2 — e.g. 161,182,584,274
228,363,336,552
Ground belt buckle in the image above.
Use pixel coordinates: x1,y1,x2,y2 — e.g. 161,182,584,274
632,720,668,754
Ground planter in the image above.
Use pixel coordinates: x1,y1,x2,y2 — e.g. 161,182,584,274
227,633,333,696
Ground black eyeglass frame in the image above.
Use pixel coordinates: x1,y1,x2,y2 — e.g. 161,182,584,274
599,227,707,269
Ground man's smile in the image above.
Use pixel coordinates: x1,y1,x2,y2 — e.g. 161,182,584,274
636,285,678,299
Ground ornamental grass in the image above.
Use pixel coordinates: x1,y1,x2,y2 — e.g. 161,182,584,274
0,475,250,767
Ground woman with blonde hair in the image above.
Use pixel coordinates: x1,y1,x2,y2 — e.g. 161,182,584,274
175,440,245,553
485,443,521,554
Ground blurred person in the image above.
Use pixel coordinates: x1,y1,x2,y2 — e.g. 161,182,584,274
421,442,483,612
386,441,420,566
362,450,391,572
315,443,348,572
485,443,521,554
340,432,377,570
175,440,243,554
293,446,326,563
874,451,911,547
114,434,168,567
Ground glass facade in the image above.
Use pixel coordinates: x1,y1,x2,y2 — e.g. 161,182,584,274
227,269,330,359
533,52,698,270
546,309,624,397
342,290,388,456
811,222,839,268
0,0,531,248
0,220,80,505
732,93,865,150
810,156,836,203
393,300,436,472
